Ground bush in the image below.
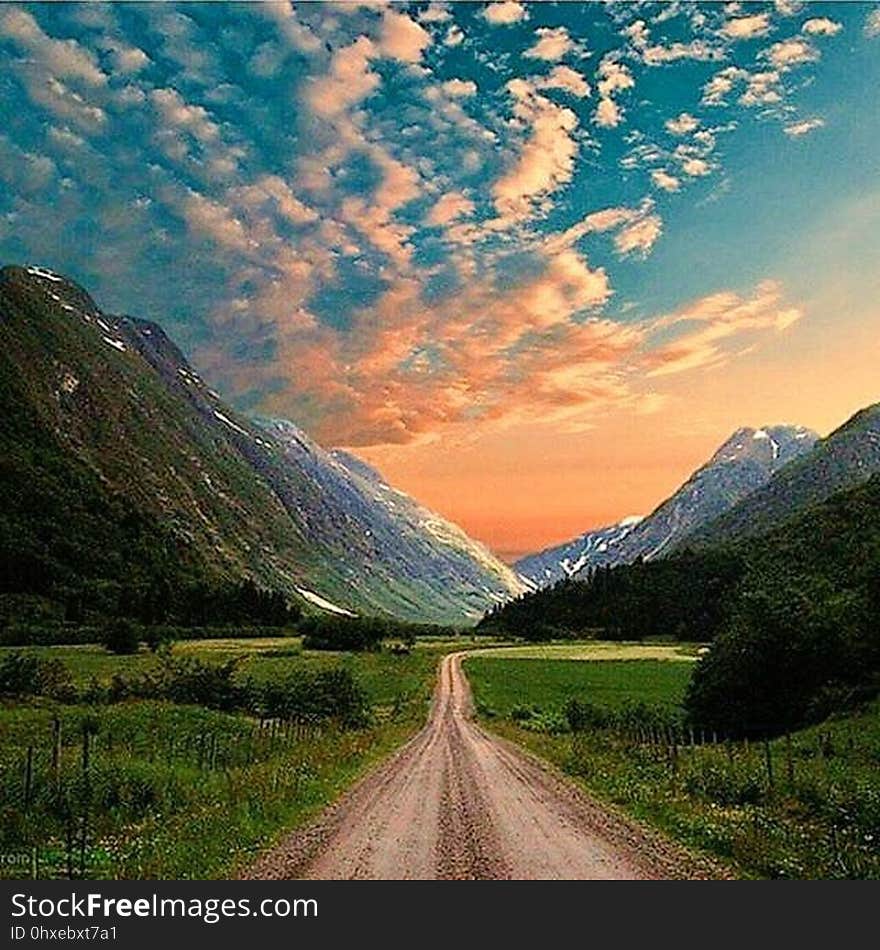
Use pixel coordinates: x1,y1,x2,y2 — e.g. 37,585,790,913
159,655,242,711
300,616,386,652
143,626,173,653
101,618,141,655
511,703,537,722
563,698,610,732
0,650,75,700
250,668,369,728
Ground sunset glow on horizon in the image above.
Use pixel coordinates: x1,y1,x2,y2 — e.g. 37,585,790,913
1,2,878,560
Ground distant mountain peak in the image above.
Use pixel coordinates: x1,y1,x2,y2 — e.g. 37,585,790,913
516,423,818,587
681,402,880,549
708,424,817,467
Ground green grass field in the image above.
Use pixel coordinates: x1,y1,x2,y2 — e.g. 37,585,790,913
18,637,450,696
470,642,699,662
465,650,880,879
465,654,693,716
0,637,461,879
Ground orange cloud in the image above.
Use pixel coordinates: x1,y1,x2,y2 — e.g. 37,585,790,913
492,78,580,223
644,280,803,378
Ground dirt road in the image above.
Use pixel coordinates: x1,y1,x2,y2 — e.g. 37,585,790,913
245,652,714,880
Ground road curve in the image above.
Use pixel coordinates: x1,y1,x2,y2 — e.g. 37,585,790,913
244,652,714,880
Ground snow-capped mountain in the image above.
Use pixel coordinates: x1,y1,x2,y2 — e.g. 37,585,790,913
516,517,643,587
0,264,525,624
682,406,880,549
516,425,818,587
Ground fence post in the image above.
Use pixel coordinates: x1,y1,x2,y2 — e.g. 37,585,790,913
24,745,34,811
763,738,774,792
52,718,61,786
785,732,794,788
80,725,91,879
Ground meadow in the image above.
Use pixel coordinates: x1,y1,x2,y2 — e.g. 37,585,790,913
0,636,461,879
466,653,693,716
465,649,880,879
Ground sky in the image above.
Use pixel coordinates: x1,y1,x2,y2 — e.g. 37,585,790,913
1,2,879,561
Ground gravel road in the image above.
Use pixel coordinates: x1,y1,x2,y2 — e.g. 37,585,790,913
244,652,717,880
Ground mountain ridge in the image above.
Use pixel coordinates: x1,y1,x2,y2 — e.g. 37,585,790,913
0,263,525,625
515,424,818,587
678,403,880,551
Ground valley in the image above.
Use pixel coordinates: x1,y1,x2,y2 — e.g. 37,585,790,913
2,263,878,882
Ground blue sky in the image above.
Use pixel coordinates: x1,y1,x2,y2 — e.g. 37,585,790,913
2,2,879,554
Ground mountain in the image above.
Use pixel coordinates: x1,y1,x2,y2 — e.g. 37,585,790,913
0,264,525,625
679,404,880,550
516,517,643,586
515,425,817,587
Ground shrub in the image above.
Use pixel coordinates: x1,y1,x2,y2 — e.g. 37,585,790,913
144,627,172,653
154,655,242,711
101,618,141,655
563,698,610,732
300,616,386,652
511,703,537,722
0,650,75,700
251,668,368,727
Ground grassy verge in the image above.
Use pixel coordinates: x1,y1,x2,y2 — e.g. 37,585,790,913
0,638,457,879
465,649,880,879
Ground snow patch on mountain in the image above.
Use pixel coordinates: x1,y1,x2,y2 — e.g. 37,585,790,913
296,586,357,617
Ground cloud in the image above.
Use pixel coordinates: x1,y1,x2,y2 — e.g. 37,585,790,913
491,78,579,224
594,96,622,128
615,214,663,257
216,244,626,447
420,3,452,24
763,37,819,70
524,27,576,61
179,190,253,254
444,24,465,47
442,78,477,98
702,65,741,105
651,169,681,192
0,7,107,86
535,65,590,98
546,199,663,259
626,17,722,65
0,134,59,195
680,156,711,177
593,58,634,128
802,17,842,36
703,66,784,109
150,88,221,144
740,70,782,106
12,67,107,131
644,280,802,378
665,112,699,135
379,9,432,63
482,2,528,26
106,42,151,75
426,191,475,226
721,13,772,39
865,9,880,38
784,116,825,137
304,36,380,118
257,2,323,55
